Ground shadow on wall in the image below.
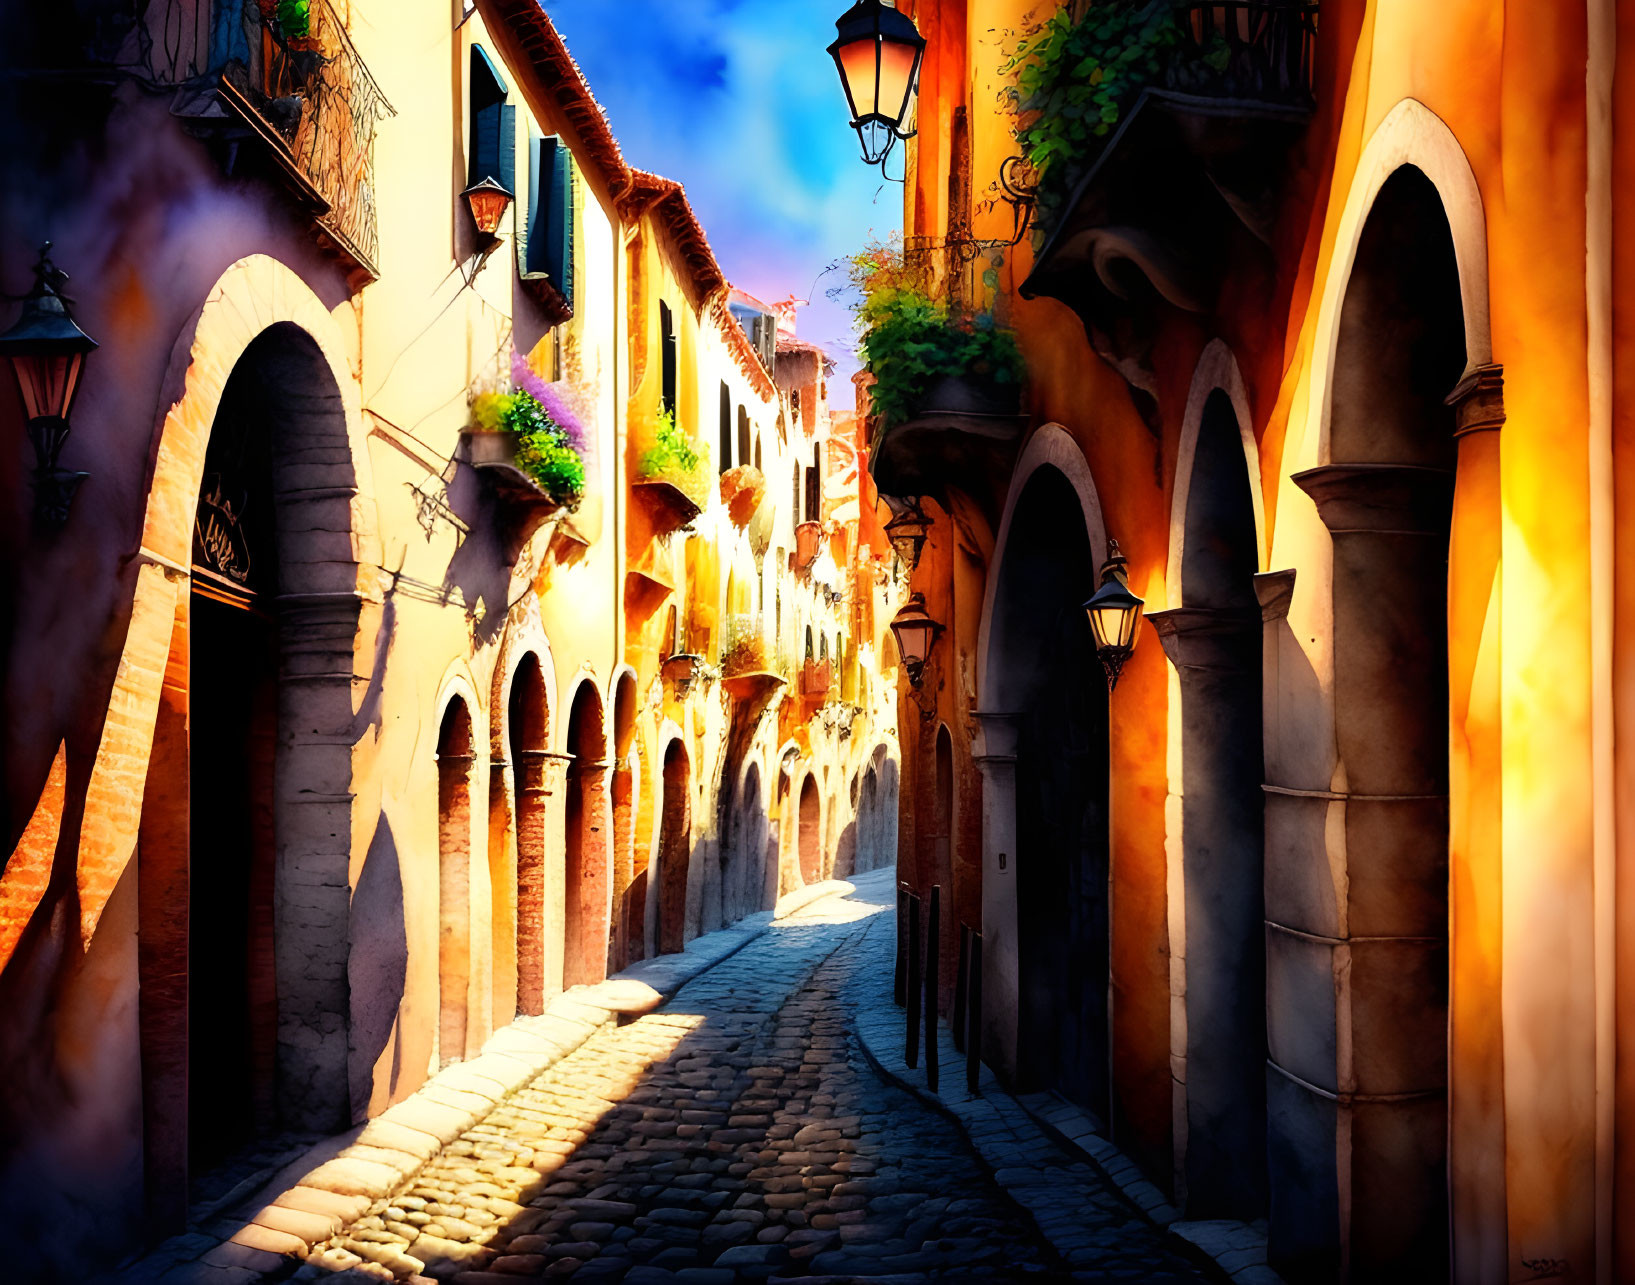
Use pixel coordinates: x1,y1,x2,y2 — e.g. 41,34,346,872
347,814,409,1114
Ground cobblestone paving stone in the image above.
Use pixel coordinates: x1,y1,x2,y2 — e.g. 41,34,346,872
294,885,1205,1284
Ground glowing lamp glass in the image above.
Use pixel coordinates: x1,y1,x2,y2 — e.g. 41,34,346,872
462,177,514,237
828,1,926,165
1082,542,1145,692
888,592,942,687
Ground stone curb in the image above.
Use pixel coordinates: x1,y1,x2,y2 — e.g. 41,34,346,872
850,908,1196,1268
850,908,1281,1281
113,884,865,1285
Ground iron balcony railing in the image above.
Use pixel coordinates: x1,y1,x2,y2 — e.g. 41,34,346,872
224,0,392,277
1180,1,1318,104
130,0,392,280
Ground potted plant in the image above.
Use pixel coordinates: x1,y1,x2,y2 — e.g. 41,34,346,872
468,386,586,512
634,407,708,527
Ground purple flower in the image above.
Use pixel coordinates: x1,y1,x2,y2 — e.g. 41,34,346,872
511,350,590,456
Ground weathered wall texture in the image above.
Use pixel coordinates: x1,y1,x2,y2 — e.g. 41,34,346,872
892,0,1635,1279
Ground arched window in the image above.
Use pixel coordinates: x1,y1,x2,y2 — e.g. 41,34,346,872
805,626,815,660
737,405,751,469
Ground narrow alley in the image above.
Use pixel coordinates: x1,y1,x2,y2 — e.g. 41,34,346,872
125,873,1205,1284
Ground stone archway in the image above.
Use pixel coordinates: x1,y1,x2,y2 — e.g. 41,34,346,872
978,452,1110,1119
1277,164,1468,1282
1150,375,1266,1219
563,681,609,989
118,293,381,1225
657,741,691,955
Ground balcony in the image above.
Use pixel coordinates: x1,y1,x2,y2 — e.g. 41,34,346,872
719,614,786,703
867,371,1027,515
172,0,393,284
1020,2,1316,375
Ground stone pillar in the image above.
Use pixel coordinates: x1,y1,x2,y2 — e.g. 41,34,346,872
1148,605,1265,1219
138,595,191,1235
566,757,613,988
974,711,1021,1082
539,751,572,998
1273,462,1456,1281
275,596,367,1130
514,748,553,1016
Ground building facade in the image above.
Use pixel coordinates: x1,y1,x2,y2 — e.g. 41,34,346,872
882,0,1635,1281
0,2,898,1277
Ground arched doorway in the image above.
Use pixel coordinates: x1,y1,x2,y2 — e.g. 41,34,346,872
509,656,549,1016
1152,388,1265,1217
564,683,608,989
436,699,476,1066
186,339,283,1177
988,465,1110,1119
1284,165,1464,1280
798,774,821,885
165,321,368,1192
657,741,691,955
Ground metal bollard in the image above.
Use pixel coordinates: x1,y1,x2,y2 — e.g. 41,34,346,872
966,930,983,1095
925,885,940,1093
905,890,921,1068
953,922,970,1055
894,885,908,1007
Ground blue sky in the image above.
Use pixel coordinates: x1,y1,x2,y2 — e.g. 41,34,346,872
543,0,902,404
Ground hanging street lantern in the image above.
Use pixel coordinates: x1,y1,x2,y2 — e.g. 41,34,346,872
0,243,98,530
827,0,926,168
461,175,514,239
1083,540,1146,693
888,591,943,689
884,499,931,571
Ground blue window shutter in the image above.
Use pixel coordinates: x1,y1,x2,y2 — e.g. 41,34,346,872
526,135,574,308
497,103,516,196
551,140,575,308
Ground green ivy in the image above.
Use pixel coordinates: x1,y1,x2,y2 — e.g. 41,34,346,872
636,407,707,506
1002,1,1229,231
275,0,311,39
503,390,585,508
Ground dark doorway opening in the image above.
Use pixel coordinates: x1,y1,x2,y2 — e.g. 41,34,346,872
996,467,1111,1121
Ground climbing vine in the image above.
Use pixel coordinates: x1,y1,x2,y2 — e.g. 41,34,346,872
840,238,1024,430
1001,1,1230,231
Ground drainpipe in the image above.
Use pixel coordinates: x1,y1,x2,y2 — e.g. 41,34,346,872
1586,0,1614,1279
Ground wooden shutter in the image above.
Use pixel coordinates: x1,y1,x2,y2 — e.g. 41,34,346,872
524,135,575,310
468,46,510,189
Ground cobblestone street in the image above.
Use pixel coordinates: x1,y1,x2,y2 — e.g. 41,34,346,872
279,874,1204,1284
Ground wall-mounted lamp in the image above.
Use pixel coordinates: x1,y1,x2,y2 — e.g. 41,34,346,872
1083,540,1145,693
827,0,925,170
884,498,931,572
0,244,98,531
888,591,943,690
461,176,514,241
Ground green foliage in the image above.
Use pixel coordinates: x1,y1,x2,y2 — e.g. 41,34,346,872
637,407,707,506
494,389,586,509
860,288,1024,430
1002,1,1229,230
275,0,311,39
